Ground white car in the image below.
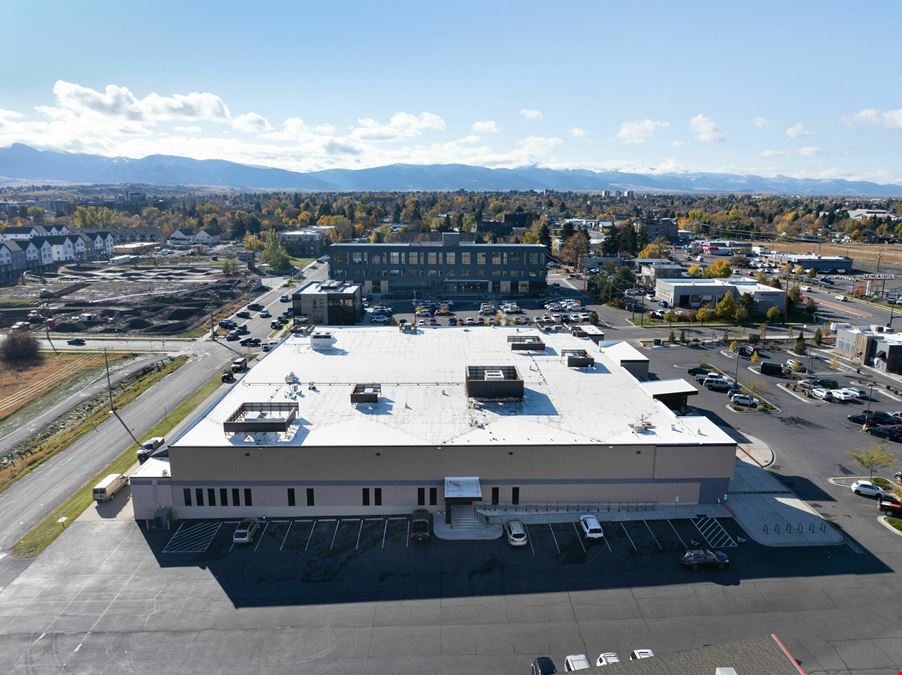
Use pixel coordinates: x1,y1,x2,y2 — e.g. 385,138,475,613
564,654,591,671
551,314,563,323
232,518,260,545
630,649,655,660
503,520,529,547
579,514,604,540
831,389,855,402
841,387,867,399
835,294,848,301
645,293,656,301
596,652,621,666
851,480,885,498
811,387,832,400
730,394,760,408
800,285,811,292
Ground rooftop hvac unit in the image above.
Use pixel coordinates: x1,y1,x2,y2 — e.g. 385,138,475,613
485,369,504,380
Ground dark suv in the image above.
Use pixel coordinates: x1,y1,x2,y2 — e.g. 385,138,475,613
681,549,730,570
410,509,431,542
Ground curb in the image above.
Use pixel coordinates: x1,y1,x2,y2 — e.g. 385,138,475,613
878,516,902,537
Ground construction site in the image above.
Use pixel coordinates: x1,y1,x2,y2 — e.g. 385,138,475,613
0,263,264,336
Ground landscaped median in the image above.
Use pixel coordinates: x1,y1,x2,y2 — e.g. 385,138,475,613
13,367,224,558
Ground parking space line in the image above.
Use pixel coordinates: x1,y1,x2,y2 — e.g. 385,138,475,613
572,522,587,553
329,520,340,550
644,520,662,551
548,523,561,554
603,533,612,552
668,519,687,548
280,521,293,551
405,518,410,548
524,524,535,555
621,522,638,552
305,520,318,551
355,520,364,549
253,521,270,552
381,519,389,549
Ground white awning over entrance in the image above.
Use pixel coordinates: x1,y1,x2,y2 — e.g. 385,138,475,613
444,476,482,500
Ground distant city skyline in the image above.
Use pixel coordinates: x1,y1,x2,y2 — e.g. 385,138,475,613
1,1,900,183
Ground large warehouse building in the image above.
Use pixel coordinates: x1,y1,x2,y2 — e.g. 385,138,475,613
131,328,736,524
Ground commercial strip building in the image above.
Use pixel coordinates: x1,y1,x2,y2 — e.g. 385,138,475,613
327,232,548,298
131,327,735,522
834,323,902,374
765,252,853,273
655,277,785,313
291,280,363,325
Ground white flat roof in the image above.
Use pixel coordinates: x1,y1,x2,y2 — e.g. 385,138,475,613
173,328,734,449
640,379,699,397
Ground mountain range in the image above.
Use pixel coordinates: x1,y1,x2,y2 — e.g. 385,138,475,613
1,143,900,196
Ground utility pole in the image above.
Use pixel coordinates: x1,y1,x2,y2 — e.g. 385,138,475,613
104,348,114,411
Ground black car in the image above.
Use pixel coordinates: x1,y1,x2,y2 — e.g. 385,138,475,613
240,337,261,347
236,310,251,319
681,549,730,570
866,425,902,442
817,378,840,390
879,493,902,516
247,303,264,312
687,367,709,376
737,345,757,358
66,338,86,346
848,411,901,426
530,657,557,675
218,319,236,329
220,370,236,383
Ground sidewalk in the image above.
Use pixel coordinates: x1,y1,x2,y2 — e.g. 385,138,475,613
727,442,844,547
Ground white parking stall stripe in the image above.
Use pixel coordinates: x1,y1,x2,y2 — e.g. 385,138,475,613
406,518,410,547
572,522,587,553
382,519,389,549
668,520,687,548
355,519,364,549
280,521,293,551
305,520,318,551
524,524,535,555
253,521,270,552
163,521,221,553
621,522,638,552
644,520,663,551
603,532,612,553
329,520,340,550
548,523,561,554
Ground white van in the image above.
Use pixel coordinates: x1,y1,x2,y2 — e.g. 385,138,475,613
93,474,128,502
564,654,591,671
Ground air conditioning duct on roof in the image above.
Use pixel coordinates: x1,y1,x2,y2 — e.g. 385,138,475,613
485,369,504,380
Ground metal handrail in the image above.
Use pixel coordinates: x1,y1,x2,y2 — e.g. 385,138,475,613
476,499,657,513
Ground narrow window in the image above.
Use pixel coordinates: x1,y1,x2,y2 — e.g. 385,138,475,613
306,488,315,506
195,488,204,507
512,487,520,505
244,488,253,506
183,488,192,506
374,488,382,506
491,487,499,505
429,487,437,506
207,488,216,506
287,488,296,507
220,488,228,506
232,488,240,506
417,487,425,506
362,488,370,506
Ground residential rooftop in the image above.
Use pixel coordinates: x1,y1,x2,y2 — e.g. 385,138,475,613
172,327,731,450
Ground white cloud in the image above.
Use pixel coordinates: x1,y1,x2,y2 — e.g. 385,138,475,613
50,80,231,124
847,107,902,130
232,112,273,134
786,122,812,139
351,111,445,141
568,127,587,138
472,120,501,134
689,114,724,142
798,146,821,157
616,119,668,144
760,149,788,157
173,125,202,133
520,108,542,120
760,147,821,158
753,117,771,129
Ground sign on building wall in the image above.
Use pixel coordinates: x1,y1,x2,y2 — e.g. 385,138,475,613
862,273,896,280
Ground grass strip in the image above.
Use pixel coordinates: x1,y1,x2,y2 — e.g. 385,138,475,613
13,365,222,558
0,357,186,493
886,517,902,533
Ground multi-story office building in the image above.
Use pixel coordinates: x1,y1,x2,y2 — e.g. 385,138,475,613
292,280,363,325
327,232,547,298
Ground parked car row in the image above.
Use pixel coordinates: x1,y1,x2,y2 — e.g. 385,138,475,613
531,649,654,673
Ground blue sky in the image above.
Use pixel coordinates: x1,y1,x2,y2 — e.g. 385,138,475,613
1,1,901,182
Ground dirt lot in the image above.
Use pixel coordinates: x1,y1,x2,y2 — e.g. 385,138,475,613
0,263,263,335
764,240,902,268
0,352,124,421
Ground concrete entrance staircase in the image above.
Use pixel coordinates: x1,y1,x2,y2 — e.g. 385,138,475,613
433,506,503,540
451,506,483,531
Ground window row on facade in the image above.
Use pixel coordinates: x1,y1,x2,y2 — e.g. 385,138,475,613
333,250,544,266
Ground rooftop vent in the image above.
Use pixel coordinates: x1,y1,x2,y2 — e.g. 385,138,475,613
351,383,381,404
561,348,595,368
319,280,343,290
310,332,336,349
465,365,524,401
223,402,298,433
507,335,546,351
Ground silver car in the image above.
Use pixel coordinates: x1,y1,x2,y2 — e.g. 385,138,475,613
232,518,260,545
503,519,529,547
